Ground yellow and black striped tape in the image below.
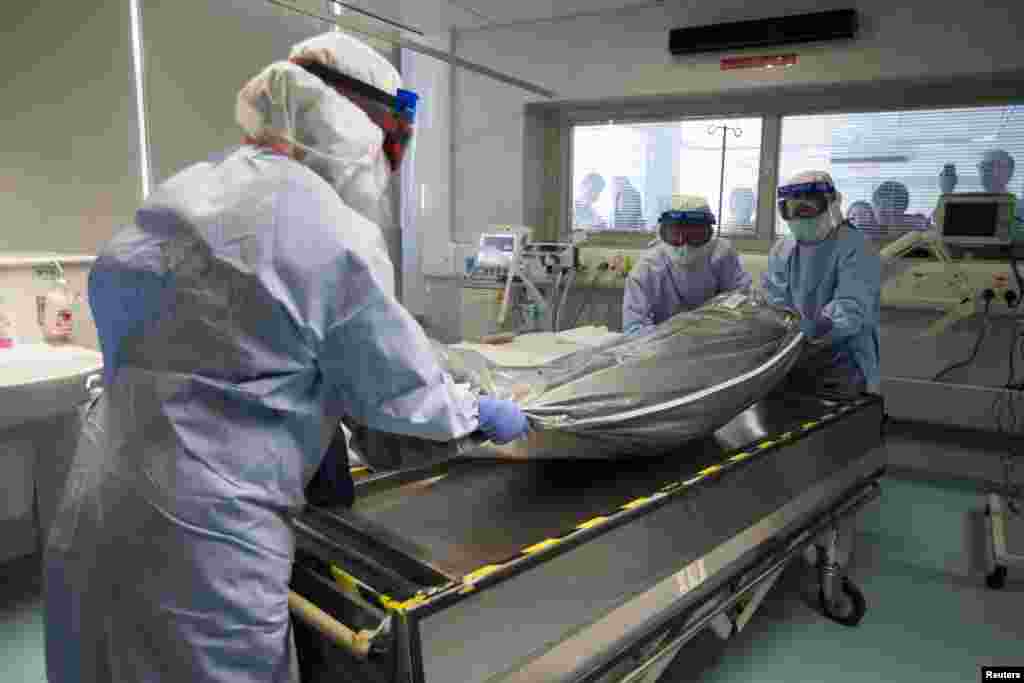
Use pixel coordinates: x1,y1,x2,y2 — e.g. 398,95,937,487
329,565,432,614
333,399,873,605
349,466,372,481
453,402,867,594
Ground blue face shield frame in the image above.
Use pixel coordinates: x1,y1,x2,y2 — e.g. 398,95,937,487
777,181,837,221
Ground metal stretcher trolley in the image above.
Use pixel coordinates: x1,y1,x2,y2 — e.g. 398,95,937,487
289,391,885,683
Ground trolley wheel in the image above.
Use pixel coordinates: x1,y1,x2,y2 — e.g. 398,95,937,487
819,576,866,627
986,565,1008,590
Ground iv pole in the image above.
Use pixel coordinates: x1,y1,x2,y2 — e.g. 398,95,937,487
708,124,743,235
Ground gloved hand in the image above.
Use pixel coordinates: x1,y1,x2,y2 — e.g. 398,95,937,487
478,397,530,444
624,322,655,336
799,316,833,340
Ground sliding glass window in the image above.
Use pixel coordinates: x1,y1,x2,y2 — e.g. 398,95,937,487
571,117,763,236
779,106,1024,239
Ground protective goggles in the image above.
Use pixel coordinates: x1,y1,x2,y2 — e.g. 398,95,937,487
777,181,836,221
658,210,715,246
294,59,419,173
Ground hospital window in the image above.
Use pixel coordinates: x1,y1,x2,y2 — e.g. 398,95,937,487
778,105,1024,239
571,117,763,236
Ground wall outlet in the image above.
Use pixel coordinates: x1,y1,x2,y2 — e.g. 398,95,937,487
579,247,646,272
881,261,1021,316
423,241,457,277
454,244,479,275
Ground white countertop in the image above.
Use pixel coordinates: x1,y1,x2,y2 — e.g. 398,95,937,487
0,344,103,388
0,344,103,433
0,253,96,268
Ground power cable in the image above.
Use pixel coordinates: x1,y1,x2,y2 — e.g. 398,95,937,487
991,305,1024,514
570,265,606,329
932,298,993,382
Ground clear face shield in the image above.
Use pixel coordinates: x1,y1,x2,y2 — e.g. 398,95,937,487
292,59,419,233
657,209,716,266
777,180,842,241
657,209,714,245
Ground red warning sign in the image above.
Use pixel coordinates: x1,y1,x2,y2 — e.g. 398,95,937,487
721,54,798,71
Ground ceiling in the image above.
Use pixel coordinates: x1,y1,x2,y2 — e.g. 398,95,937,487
331,0,663,35
316,1,883,37
443,0,660,27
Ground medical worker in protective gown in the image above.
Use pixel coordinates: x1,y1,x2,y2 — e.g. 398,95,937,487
44,32,528,683
623,195,751,336
762,171,881,397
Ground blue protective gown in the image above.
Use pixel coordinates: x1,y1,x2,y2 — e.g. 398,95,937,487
761,224,881,393
44,146,479,683
622,238,752,335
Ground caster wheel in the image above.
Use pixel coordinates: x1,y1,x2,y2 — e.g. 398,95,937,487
819,576,866,627
986,566,1007,590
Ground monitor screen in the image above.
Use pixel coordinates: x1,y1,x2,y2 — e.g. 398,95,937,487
482,235,515,252
943,202,999,238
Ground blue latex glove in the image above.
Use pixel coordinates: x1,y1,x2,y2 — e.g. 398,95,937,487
624,322,655,336
478,397,530,444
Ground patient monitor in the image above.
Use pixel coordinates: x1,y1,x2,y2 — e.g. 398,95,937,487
934,193,1021,246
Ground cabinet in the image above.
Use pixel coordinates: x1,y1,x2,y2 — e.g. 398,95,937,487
0,413,82,565
0,346,100,566
0,438,37,563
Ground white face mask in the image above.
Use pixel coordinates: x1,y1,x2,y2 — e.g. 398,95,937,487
336,155,393,227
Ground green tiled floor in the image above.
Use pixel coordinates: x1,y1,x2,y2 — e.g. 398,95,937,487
3,478,1022,682
661,477,1024,682
0,554,45,683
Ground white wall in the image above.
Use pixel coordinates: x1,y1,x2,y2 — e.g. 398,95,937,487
142,1,413,296
141,0,327,184
0,0,337,256
0,1,141,253
451,66,537,243
0,263,98,350
401,40,454,314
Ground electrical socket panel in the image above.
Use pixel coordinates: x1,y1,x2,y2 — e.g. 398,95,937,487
574,247,645,289
882,261,1019,313
453,244,480,275
576,247,1021,314
578,248,767,287
578,247,647,272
